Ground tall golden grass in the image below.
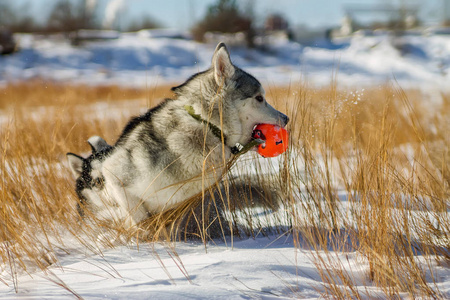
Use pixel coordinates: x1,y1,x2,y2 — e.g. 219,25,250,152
276,82,449,298
0,80,448,298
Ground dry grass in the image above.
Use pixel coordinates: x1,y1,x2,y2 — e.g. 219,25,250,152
0,81,171,278
0,80,448,298
269,82,449,298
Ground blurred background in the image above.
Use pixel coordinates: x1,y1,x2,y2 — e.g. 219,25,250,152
1,0,450,88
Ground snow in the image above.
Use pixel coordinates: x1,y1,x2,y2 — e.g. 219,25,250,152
0,177,448,299
2,31,450,90
0,236,320,299
1,231,448,299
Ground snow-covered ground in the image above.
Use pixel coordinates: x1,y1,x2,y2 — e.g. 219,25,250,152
0,235,335,299
1,224,449,299
0,155,449,299
2,31,450,90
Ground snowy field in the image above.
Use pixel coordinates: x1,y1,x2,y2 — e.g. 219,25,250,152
1,204,449,299
0,31,449,299
2,31,450,90
6,234,442,300
0,235,344,299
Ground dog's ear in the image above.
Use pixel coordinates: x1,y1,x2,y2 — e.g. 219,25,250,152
87,136,110,153
66,153,84,177
212,42,235,86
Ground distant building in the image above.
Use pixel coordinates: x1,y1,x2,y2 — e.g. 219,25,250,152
340,15,354,36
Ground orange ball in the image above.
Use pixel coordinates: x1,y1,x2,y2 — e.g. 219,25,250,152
252,124,289,157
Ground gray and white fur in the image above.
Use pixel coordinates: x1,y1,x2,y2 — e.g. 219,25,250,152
67,43,289,228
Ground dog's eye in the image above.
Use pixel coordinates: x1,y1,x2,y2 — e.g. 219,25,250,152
255,95,264,102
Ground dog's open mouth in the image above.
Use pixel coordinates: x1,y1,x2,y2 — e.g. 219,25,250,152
249,124,267,152
250,124,289,157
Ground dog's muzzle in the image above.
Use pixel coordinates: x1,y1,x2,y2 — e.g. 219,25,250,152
279,113,289,127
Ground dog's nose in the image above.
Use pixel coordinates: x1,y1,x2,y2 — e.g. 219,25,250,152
279,113,289,127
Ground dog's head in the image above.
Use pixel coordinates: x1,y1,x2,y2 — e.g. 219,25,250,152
66,136,111,216
172,43,289,147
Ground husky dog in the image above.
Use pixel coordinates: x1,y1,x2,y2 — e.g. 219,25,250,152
67,43,289,227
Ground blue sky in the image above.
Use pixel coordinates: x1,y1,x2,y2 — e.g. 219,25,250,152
6,0,445,30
